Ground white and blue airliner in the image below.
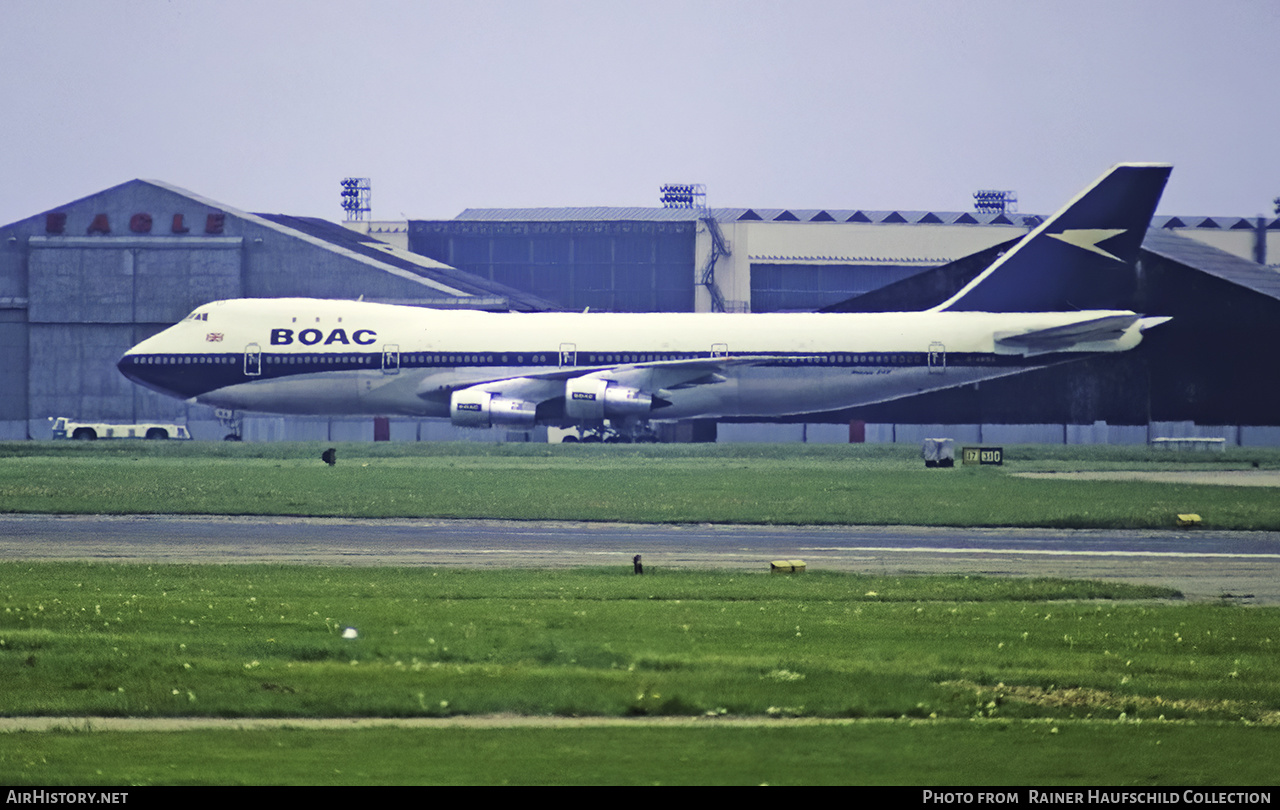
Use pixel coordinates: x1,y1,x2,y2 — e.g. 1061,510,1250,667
119,164,1173,436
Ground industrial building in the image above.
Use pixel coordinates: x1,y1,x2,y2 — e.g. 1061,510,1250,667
0,180,550,441
408,201,1280,444
410,204,1278,316
3,177,1278,443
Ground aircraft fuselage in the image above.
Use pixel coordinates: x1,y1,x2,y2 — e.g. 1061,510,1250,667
117,164,1175,428
118,297,1150,422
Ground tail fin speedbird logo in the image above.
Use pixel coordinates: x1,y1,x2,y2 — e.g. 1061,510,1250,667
1046,229,1128,262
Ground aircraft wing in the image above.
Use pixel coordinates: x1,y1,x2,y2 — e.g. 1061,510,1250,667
414,355,789,424
415,355,782,401
566,355,779,391
994,314,1167,356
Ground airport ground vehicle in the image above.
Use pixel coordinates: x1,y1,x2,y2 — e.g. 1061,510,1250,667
49,416,191,441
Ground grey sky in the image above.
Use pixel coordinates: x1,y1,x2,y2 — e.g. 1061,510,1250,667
3,0,1276,227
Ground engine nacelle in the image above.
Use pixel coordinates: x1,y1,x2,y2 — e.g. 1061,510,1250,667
450,388,537,428
565,377,653,422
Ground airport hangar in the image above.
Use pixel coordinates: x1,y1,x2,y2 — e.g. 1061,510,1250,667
2,178,1279,444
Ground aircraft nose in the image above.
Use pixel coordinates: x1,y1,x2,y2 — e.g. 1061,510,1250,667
117,341,244,401
117,347,208,400
117,351,175,397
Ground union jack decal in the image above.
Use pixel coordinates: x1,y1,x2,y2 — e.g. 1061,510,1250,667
206,332,224,342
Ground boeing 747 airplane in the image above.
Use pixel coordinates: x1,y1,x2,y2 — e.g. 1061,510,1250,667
118,163,1172,437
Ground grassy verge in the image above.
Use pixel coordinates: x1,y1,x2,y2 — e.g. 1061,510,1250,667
2,442,1279,528
3,443,1277,784
5,723,1278,786
2,563,1277,785
3,563,1270,722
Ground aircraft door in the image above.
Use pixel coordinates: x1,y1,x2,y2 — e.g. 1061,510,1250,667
559,343,576,368
244,343,262,377
711,342,728,358
928,342,946,374
382,344,400,375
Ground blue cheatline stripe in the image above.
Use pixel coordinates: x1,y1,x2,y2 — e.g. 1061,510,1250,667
119,349,1072,400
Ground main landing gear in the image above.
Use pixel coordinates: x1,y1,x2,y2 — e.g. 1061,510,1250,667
560,420,659,444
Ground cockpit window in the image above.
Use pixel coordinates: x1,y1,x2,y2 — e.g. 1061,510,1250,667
184,311,209,321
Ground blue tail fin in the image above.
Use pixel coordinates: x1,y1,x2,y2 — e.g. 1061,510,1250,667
935,163,1171,312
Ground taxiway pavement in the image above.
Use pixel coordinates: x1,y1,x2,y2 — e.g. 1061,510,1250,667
1,514,1277,604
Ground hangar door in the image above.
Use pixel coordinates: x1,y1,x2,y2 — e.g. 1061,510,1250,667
26,236,243,421
27,236,243,325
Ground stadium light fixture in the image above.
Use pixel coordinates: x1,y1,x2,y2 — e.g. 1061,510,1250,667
660,183,706,209
340,178,372,221
973,189,1018,215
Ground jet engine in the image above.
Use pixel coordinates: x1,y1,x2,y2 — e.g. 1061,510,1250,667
450,388,537,428
564,377,653,422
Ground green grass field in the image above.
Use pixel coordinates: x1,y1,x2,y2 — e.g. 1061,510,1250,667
2,565,1199,719
2,563,1277,785
2,442,1278,785
3,441,1279,529
7,723,1278,786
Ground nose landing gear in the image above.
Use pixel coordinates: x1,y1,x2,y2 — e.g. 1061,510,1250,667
215,408,243,441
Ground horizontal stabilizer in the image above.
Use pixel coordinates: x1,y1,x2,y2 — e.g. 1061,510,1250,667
995,314,1144,355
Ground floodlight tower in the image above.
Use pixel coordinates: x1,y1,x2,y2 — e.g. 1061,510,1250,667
973,189,1018,214
658,183,729,312
340,177,372,221
660,183,707,210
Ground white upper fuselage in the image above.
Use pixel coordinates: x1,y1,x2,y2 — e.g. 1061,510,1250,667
118,297,1151,422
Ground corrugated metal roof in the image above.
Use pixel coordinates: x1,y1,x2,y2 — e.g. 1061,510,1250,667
260,215,456,269
451,206,1041,226
1153,215,1275,230
1141,228,1280,303
728,208,1042,226
454,207,705,222
452,207,1279,229
255,214,561,311
749,255,942,264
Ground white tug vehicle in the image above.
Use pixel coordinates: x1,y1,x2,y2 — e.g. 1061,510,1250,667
49,416,191,441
